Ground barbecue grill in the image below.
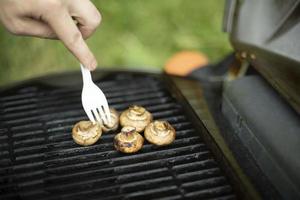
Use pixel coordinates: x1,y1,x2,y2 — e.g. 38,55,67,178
1,0,300,199
0,70,253,200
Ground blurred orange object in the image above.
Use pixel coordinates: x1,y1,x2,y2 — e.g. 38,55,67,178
164,51,209,76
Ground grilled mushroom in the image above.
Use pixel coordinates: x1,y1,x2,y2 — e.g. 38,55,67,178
101,108,119,133
114,126,144,153
72,121,102,146
120,105,152,132
144,120,176,146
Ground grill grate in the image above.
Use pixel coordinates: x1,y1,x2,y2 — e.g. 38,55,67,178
0,73,236,200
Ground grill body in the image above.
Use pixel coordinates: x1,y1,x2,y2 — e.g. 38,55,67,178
0,71,239,200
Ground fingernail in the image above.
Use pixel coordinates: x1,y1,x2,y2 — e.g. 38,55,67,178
89,59,98,71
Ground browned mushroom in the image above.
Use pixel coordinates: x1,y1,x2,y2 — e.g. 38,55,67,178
144,120,176,146
101,108,119,133
120,105,152,132
114,126,144,153
72,121,102,146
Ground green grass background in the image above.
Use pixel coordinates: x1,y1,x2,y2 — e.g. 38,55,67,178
0,0,232,86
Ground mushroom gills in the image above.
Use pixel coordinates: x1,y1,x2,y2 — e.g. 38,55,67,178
114,126,144,153
102,108,119,132
144,120,176,146
72,121,102,146
120,105,152,132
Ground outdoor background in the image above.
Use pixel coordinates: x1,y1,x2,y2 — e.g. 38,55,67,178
0,0,232,86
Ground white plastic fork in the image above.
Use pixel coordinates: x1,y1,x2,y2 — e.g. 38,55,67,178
80,64,111,124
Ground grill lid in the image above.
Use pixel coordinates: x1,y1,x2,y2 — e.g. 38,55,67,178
223,0,300,113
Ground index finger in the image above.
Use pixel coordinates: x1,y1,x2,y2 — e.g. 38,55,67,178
42,3,97,70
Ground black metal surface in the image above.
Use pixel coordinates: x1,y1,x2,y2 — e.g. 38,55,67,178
0,72,236,200
224,0,300,113
222,76,300,199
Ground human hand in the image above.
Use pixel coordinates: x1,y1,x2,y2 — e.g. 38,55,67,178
0,0,101,70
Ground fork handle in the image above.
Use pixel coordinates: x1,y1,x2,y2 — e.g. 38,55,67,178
80,64,92,86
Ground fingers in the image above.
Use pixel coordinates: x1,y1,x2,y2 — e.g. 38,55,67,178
41,1,97,70
0,0,100,70
12,18,57,39
67,0,101,39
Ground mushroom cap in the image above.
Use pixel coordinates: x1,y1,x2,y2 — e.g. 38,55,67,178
120,105,152,132
114,126,144,153
144,120,176,146
72,121,102,146
101,108,119,133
